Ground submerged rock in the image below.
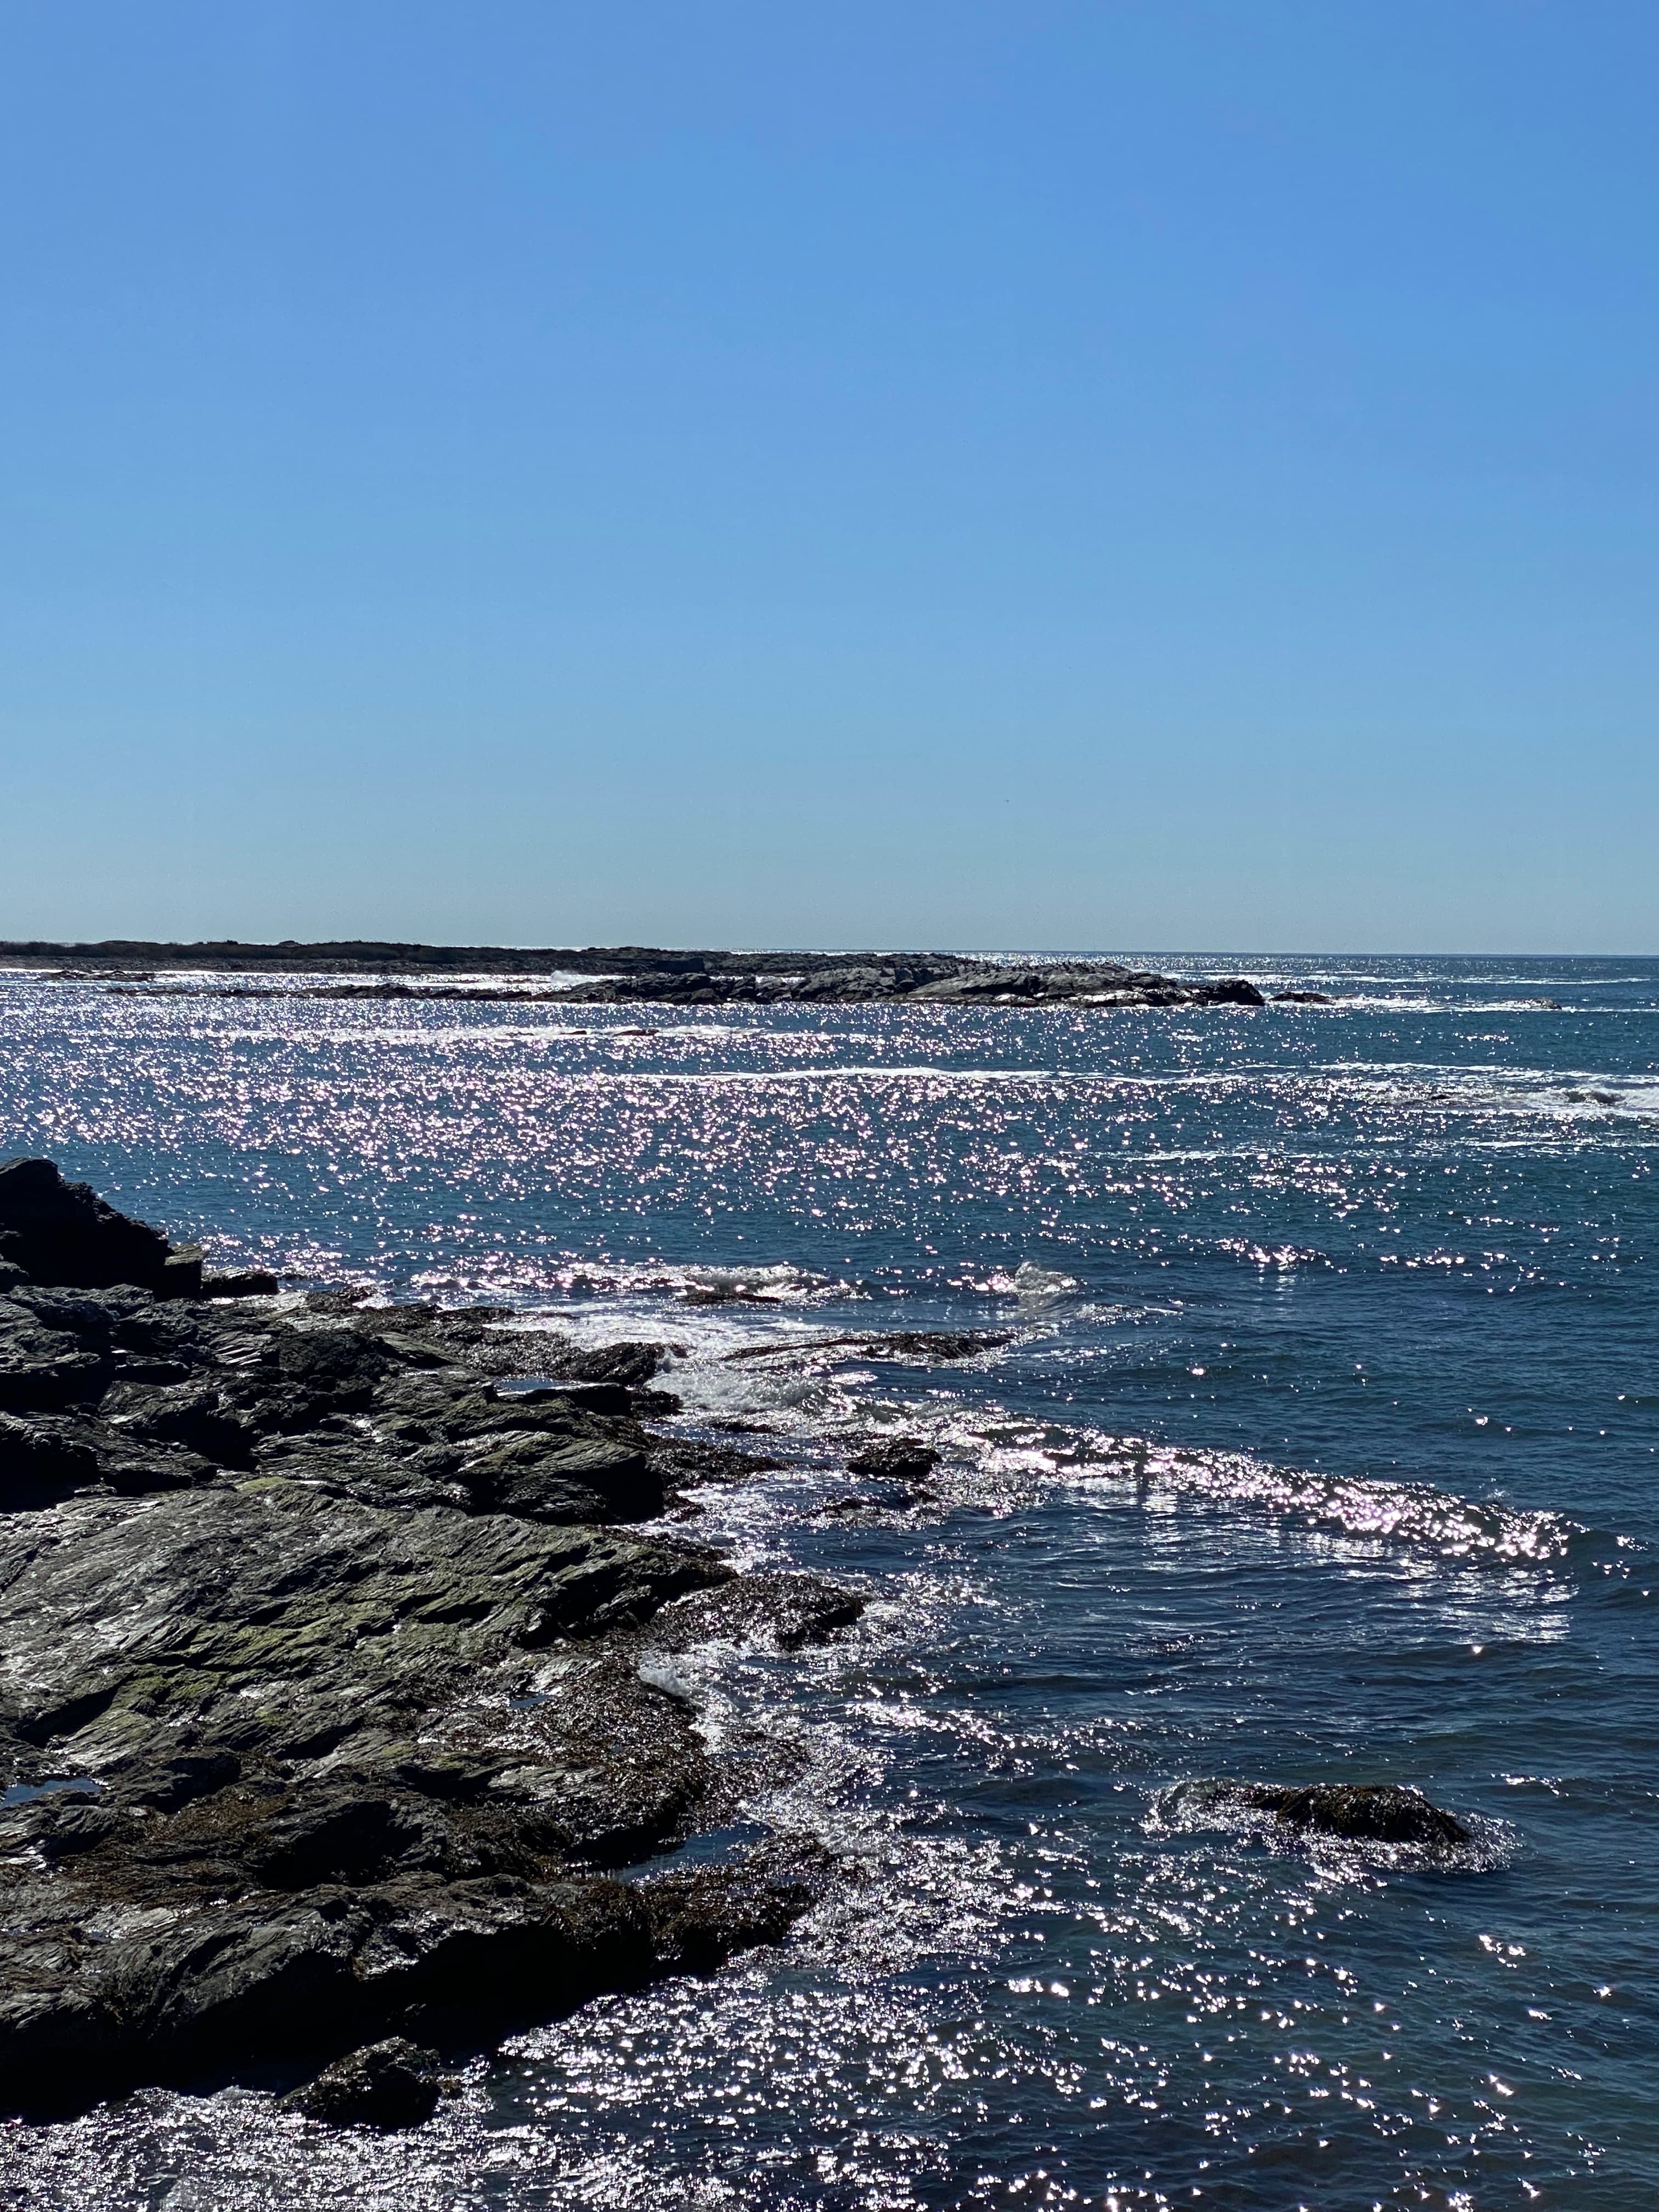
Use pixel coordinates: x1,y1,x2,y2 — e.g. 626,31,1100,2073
866,1331,1012,1363
1165,1777,1470,1852
848,1436,941,1482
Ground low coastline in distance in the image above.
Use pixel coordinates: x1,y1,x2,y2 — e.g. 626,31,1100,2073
1,941,1282,1007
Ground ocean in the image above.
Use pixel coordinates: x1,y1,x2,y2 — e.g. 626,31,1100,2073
2,952,1655,2209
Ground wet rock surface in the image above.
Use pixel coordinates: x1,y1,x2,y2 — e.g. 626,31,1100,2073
847,1435,942,1482
1165,1778,1471,1853
1258,1782,1470,1847
281,2036,445,2128
0,1166,859,2116
646,1571,867,1655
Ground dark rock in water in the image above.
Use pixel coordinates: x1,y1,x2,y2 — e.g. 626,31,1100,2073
647,1571,864,1654
642,1841,830,1971
541,1339,673,1388
1271,991,1334,1005
281,2036,443,2128
1260,1782,1469,1848
1166,1777,1469,1850
0,1158,178,1293
721,1328,1013,1370
848,1435,941,1481
2,938,1268,1013
648,1435,787,1487
868,1331,1011,1363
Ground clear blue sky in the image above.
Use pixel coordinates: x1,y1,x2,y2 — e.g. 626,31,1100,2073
3,2,1655,951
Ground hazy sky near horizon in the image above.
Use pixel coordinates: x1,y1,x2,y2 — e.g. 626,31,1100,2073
3,2,1656,952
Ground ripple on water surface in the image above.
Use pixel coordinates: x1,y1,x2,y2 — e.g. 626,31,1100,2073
2,959,1657,2205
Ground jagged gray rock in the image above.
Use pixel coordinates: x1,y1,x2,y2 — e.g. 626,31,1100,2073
0,1170,858,2117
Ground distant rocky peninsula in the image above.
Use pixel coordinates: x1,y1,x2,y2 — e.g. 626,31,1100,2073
2,940,1271,1008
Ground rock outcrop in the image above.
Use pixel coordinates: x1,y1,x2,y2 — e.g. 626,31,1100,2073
0,1170,860,2117
0,1158,191,1295
542,955,1266,1011
1163,1777,1470,1853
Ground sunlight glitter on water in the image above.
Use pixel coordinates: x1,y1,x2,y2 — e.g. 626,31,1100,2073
2,958,1658,2206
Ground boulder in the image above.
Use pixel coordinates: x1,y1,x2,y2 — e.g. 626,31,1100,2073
0,1159,177,1293
0,1413,101,1504
464,1432,664,1523
1164,1776,1469,1851
100,1380,256,1469
281,2037,443,2129
1261,1782,1469,1848
848,1435,941,1482
160,1248,204,1299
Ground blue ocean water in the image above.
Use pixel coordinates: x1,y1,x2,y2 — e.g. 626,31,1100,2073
1,953,1655,2209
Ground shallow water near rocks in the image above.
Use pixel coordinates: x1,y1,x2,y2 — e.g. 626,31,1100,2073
2,952,1657,2207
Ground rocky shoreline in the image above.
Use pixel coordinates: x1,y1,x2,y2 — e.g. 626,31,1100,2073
0,1155,1468,2133
3,940,1269,1008
0,1159,859,2121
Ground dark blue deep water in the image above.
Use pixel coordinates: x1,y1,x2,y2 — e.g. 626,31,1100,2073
2,953,1656,2209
